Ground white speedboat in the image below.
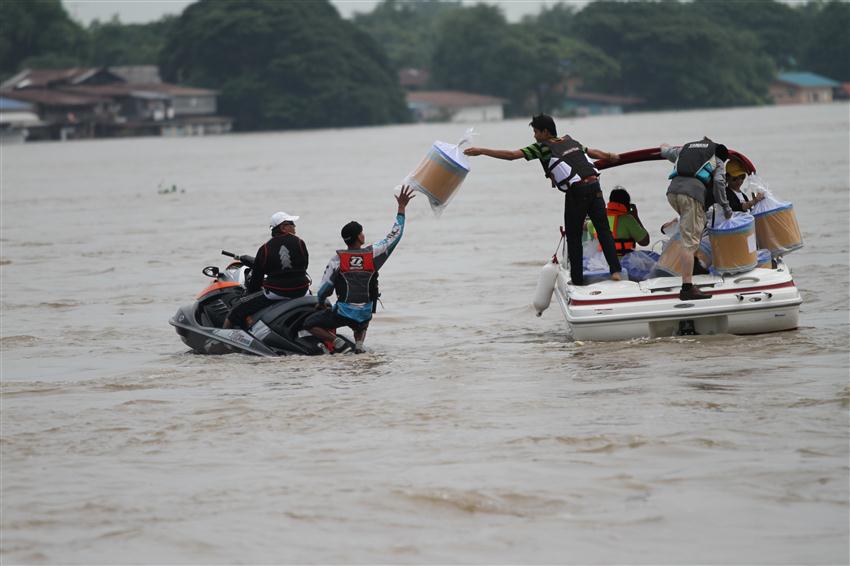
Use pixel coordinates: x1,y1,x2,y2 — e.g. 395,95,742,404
539,147,803,341
552,262,801,341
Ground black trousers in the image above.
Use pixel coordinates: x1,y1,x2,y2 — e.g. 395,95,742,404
564,182,621,285
226,288,306,329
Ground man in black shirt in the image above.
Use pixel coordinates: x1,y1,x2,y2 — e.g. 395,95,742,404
223,211,310,329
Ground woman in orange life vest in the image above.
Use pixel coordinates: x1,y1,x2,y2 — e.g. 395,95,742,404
588,186,650,255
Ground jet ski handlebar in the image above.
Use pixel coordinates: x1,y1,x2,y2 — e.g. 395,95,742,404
221,250,255,267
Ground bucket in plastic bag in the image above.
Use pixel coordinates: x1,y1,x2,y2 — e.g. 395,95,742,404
405,130,472,214
745,175,803,257
652,232,688,276
756,248,773,269
708,210,757,275
753,204,803,257
695,235,712,270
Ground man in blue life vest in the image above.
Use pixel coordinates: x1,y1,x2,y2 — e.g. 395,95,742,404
463,114,622,285
304,185,415,354
661,137,732,300
223,211,310,329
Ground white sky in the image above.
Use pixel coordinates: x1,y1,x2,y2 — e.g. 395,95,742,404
62,0,585,25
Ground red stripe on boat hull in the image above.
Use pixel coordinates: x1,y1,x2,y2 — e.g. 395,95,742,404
569,280,796,306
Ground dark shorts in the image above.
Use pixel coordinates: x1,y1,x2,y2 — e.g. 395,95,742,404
303,308,370,333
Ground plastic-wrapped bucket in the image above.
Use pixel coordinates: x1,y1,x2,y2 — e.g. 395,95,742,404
406,141,469,211
753,204,803,257
653,233,688,276
756,248,773,269
709,215,757,275
695,235,713,270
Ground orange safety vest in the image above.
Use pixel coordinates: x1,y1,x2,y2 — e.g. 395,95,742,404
595,202,636,255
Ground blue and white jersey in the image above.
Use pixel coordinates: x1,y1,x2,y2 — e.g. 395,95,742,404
316,213,406,322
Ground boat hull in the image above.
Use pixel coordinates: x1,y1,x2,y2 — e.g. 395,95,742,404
553,265,802,341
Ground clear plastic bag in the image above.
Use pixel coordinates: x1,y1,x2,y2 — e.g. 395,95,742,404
747,175,803,257
651,225,687,277
621,250,658,282
404,128,474,216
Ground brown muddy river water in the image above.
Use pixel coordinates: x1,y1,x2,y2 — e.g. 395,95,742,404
2,103,848,563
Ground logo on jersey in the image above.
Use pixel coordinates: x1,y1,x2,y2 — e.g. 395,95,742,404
349,256,364,269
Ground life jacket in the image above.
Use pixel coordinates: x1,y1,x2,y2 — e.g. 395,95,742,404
595,202,636,255
335,248,380,307
539,135,599,192
668,138,718,187
257,234,309,292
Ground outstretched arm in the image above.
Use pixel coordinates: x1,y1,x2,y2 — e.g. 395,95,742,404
586,147,619,162
463,147,524,160
373,185,415,262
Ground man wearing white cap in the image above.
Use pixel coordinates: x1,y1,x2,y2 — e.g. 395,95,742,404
223,211,310,329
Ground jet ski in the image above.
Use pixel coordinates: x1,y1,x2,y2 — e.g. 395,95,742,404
169,251,353,356
534,148,803,341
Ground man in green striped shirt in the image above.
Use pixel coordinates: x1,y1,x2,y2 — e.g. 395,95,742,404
463,114,623,285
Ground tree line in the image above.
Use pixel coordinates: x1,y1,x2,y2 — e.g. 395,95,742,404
1,0,847,130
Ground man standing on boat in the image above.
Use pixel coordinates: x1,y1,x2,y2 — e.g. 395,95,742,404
661,138,732,300
463,114,622,286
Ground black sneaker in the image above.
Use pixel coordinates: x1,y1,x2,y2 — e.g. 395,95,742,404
679,286,711,300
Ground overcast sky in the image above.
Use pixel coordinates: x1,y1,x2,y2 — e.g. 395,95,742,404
62,0,582,25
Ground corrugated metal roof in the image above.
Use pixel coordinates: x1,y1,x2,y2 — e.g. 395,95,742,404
0,89,110,106
776,72,840,88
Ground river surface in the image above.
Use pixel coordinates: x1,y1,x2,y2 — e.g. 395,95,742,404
2,103,848,564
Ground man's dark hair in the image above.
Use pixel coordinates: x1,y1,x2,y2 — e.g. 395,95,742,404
529,114,557,137
715,144,729,161
609,187,631,206
341,221,363,246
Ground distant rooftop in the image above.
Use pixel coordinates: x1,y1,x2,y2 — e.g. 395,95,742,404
407,90,507,108
110,65,162,84
0,96,34,111
775,72,840,88
398,68,430,90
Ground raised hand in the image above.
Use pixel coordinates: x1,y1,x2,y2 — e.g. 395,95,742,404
396,185,416,212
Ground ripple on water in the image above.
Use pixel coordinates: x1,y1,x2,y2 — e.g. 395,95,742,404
0,335,40,347
393,487,568,518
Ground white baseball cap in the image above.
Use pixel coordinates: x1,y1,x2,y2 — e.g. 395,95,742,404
270,211,299,228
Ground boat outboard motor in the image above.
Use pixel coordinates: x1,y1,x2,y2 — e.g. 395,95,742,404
169,250,353,356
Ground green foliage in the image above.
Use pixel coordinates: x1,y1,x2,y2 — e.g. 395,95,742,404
799,1,850,81
88,16,176,67
353,0,460,70
159,0,410,130
572,1,776,109
429,4,620,115
0,0,88,78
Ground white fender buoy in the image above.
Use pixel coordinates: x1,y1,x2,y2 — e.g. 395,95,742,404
533,259,559,316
